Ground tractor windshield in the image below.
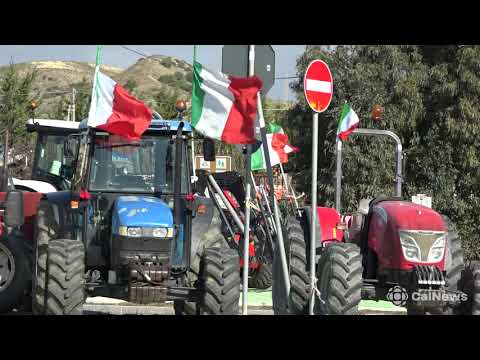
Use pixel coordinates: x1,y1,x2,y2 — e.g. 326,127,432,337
33,133,75,190
88,133,188,194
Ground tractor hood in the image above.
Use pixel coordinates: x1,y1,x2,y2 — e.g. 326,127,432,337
373,201,446,232
369,200,447,271
112,196,173,232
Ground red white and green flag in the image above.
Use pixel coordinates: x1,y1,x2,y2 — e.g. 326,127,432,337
251,122,299,171
191,61,263,144
337,102,359,141
87,47,152,141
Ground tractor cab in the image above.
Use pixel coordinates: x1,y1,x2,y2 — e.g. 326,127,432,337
12,119,81,193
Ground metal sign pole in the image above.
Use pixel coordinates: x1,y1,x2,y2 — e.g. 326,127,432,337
257,95,291,297
309,112,319,315
241,45,256,315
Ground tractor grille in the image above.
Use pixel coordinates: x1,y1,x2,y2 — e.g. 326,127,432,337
413,265,445,286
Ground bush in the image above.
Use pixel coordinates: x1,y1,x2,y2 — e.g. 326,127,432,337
161,58,174,68
158,74,176,84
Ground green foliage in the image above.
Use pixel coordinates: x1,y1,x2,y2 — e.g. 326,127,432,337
173,71,183,81
161,58,174,68
286,45,480,259
158,72,192,93
158,74,176,84
0,63,38,136
0,63,38,178
123,79,137,92
47,78,91,121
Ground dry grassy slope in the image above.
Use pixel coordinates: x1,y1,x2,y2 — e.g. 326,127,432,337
0,56,193,113
0,57,288,118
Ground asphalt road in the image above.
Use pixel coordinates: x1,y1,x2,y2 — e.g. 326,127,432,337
5,293,406,315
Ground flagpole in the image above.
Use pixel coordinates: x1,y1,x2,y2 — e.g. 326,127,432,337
241,45,255,315
256,89,291,305
191,45,198,175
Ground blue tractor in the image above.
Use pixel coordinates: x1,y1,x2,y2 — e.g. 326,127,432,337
31,115,241,315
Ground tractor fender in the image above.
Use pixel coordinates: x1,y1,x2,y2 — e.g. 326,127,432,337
38,191,76,239
190,195,225,263
12,179,57,193
0,191,43,242
299,206,343,263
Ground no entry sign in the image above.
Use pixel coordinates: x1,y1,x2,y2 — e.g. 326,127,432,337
304,60,333,113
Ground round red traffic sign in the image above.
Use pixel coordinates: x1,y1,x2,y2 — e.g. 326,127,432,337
304,60,333,113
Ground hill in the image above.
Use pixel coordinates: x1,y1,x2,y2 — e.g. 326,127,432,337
0,55,194,117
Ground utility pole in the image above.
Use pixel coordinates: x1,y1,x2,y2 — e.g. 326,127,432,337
72,88,76,122
67,104,71,121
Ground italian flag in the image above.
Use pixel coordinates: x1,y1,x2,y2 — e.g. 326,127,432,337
87,67,153,141
251,123,299,171
337,102,359,141
191,61,263,144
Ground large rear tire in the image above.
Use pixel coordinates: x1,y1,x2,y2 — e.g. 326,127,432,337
442,218,467,314
33,238,85,315
32,200,85,315
272,217,310,315
472,263,480,315
314,242,363,315
0,231,29,313
173,215,235,315
198,247,240,315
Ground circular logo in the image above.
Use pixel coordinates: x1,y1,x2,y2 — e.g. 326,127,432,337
386,286,408,307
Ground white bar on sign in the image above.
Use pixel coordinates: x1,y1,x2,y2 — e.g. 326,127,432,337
306,79,332,94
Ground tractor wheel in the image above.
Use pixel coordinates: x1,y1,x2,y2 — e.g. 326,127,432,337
248,262,272,289
406,307,426,315
174,212,230,315
272,217,310,315
198,247,240,315
472,263,480,315
0,231,29,313
33,238,85,315
442,218,467,314
314,242,363,315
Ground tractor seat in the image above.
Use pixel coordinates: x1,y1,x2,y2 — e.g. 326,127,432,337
357,198,372,216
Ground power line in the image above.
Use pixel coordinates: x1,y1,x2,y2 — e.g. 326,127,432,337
119,45,153,59
275,76,299,80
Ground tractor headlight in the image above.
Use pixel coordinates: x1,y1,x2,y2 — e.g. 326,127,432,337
399,232,421,262
127,227,142,237
427,234,446,262
152,227,168,238
118,226,173,238
399,230,446,263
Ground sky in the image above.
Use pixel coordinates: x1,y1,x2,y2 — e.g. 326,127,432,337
0,45,306,101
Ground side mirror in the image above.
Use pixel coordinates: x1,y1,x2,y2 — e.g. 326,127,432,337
4,190,24,227
203,138,216,162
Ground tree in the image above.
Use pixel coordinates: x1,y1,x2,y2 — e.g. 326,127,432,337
0,63,38,178
285,45,480,259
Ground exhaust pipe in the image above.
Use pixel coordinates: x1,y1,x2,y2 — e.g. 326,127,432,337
174,122,184,228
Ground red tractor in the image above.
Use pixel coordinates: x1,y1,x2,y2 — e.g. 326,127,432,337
274,127,476,315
